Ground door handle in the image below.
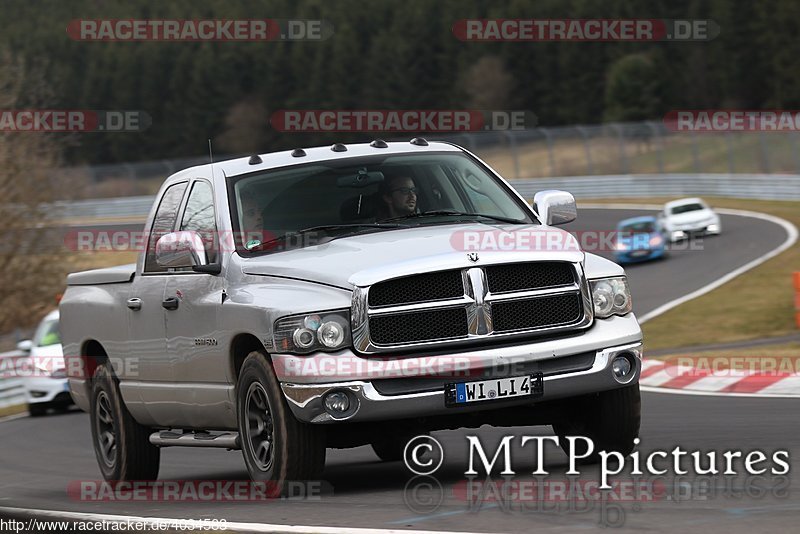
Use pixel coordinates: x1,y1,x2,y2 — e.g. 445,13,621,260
162,297,180,310
126,298,142,311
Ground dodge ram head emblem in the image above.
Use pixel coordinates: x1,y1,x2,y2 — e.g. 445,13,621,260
467,252,479,263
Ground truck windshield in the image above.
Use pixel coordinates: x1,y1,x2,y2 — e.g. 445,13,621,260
229,152,534,254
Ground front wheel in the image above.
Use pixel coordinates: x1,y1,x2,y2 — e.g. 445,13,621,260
237,351,325,493
90,363,160,480
553,383,641,462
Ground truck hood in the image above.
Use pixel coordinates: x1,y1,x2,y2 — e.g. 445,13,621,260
240,223,585,288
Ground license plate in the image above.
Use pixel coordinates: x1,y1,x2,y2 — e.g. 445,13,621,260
630,249,649,257
445,373,543,407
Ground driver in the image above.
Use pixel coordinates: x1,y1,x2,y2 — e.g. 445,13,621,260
379,174,418,219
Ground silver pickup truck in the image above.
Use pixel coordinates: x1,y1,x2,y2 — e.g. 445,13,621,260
61,140,643,489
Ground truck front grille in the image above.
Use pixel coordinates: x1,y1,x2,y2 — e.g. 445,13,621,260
352,261,592,354
369,308,468,345
485,262,575,293
368,270,463,307
492,293,583,333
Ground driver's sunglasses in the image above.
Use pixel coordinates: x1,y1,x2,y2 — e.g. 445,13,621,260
391,187,418,196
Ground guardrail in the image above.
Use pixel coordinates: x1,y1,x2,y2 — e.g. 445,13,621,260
0,351,26,409
511,173,800,201
49,173,800,222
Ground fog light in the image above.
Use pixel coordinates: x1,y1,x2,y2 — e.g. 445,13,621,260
707,224,719,232
671,230,686,241
612,356,632,378
323,391,350,413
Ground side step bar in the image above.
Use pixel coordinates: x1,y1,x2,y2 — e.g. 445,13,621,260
149,430,240,450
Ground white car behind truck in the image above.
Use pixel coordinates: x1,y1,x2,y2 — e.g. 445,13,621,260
60,140,643,490
17,310,71,416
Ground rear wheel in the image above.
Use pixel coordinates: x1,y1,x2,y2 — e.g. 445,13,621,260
237,351,325,493
90,363,160,480
553,383,641,462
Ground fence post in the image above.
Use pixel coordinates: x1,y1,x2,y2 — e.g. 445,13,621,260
503,131,520,179
794,272,800,328
690,130,701,173
576,126,593,175
541,128,557,177
758,131,771,174
611,123,628,174
646,121,665,174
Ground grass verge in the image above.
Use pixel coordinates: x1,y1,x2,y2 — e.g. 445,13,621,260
582,197,799,351
0,404,26,418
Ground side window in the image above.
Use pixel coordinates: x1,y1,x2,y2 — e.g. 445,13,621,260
180,181,218,265
144,182,188,273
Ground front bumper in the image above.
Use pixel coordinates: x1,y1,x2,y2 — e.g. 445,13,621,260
277,313,643,424
25,376,71,405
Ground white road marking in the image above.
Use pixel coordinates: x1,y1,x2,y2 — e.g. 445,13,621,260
0,506,494,534
685,374,745,392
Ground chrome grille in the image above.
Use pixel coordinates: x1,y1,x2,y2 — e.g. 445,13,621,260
369,308,468,344
485,262,575,293
368,270,463,307
352,260,592,354
492,293,583,332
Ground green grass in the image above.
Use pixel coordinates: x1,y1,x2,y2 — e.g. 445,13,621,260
0,404,26,418
583,197,799,351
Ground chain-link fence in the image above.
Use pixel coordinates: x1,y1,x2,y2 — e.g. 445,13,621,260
62,120,800,196
436,121,800,180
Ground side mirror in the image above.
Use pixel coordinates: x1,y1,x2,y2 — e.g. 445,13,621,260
16,339,33,353
533,190,577,226
155,231,208,269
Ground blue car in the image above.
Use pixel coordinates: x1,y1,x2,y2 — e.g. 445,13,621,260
614,216,667,264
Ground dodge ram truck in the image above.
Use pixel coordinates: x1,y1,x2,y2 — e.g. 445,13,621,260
61,139,643,489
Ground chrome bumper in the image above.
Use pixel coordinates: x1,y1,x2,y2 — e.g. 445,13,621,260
279,314,643,424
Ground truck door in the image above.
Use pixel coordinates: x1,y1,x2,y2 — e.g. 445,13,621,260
126,181,188,386
163,179,231,428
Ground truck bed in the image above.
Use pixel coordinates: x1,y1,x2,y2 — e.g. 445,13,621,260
66,263,136,286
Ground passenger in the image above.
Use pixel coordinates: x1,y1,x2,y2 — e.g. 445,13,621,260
240,196,265,247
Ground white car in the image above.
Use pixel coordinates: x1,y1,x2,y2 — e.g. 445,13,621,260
658,197,722,242
17,310,71,416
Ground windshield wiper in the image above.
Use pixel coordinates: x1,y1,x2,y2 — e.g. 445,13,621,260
380,209,525,225
245,223,404,252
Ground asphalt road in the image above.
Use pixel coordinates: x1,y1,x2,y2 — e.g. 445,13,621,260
0,208,795,533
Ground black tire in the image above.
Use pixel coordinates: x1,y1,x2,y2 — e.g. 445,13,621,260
28,404,47,417
371,430,428,462
90,363,160,481
237,351,325,493
553,383,641,462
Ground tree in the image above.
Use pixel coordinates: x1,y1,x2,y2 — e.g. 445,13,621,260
604,53,661,122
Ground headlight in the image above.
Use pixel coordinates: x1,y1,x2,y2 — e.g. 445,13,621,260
590,277,632,318
649,235,663,247
274,311,351,354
